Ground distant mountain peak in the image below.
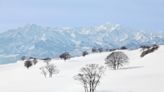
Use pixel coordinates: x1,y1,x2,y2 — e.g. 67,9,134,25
95,23,121,32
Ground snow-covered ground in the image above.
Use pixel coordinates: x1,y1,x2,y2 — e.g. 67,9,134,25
0,46,164,92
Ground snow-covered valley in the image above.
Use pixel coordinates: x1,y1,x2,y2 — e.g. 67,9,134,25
0,45,164,92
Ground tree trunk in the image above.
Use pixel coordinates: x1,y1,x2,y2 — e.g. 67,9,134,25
49,73,52,78
84,85,88,92
90,82,92,92
92,88,95,92
117,64,119,69
113,61,117,70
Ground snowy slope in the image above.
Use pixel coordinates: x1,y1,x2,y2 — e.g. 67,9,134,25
0,23,164,64
0,46,164,92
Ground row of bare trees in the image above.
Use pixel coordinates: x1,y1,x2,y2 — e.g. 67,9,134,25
92,46,127,53
58,46,128,60
22,44,160,92
23,50,129,92
23,46,128,61
24,57,59,78
40,62,59,78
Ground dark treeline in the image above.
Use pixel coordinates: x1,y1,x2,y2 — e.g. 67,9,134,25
140,44,159,57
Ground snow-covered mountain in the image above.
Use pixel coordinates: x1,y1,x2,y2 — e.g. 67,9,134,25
0,23,164,63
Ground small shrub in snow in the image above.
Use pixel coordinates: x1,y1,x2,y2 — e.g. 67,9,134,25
82,51,89,57
105,51,129,70
92,48,98,53
24,60,32,69
98,48,103,52
120,46,127,50
42,57,51,64
109,48,117,52
74,64,105,92
59,52,71,60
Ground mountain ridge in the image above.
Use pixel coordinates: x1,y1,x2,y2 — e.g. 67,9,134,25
0,23,164,63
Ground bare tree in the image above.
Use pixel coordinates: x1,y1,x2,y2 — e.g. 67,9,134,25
45,64,59,77
40,67,47,78
40,63,59,78
105,51,129,70
74,64,105,92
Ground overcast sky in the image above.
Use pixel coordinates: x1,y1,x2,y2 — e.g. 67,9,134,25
0,0,164,32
